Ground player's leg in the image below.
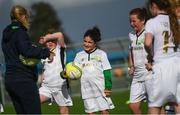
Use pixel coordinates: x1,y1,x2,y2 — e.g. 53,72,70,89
97,96,114,114
53,84,72,114
129,80,146,114
148,107,161,114
100,110,109,115
129,102,141,114
39,86,51,103
174,55,180,114
148,57,178,114
59,106,69,114
175,77,180,113
175,104,180,113
40,94,50,103
88,112,96,115
160,106,166,114
147,62,164,114
146,77,166,114
83,97,99,114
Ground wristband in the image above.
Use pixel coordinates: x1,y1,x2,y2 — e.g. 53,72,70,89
104,90,112,93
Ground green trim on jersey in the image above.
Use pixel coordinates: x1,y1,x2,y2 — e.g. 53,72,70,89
103,69,112,90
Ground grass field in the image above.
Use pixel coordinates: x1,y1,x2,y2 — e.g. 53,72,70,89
2,90,148,114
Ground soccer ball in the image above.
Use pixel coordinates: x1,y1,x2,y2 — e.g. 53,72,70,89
20,55,40,66
65,62,82,79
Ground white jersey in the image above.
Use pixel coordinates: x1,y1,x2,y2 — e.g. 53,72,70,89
145,14,176,62
74,49,111,99
129,30,150,81
41,44,66,87
145,15,180,107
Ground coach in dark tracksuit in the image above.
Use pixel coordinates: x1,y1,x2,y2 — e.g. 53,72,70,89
1,5,54,114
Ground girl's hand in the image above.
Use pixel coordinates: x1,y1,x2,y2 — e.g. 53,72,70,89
104,90,112,97
145,63,152,71
128,66,134,76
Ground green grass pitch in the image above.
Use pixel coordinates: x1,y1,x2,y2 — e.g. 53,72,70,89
2,90,148,114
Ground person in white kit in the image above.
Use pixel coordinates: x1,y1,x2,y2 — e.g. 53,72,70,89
144,0,180,114
128,7,152,114
171,0,180,113
74,26,114,114
39,29,73,114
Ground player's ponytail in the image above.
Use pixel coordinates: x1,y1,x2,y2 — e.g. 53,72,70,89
149,0,180,45
84,26,101,43
10,5,30,29
168,0,180,46
168,8,180,46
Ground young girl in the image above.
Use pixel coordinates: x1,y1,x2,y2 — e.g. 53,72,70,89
128,7,152,114
74,27,114,114
39,30,73,114
144,0,180,114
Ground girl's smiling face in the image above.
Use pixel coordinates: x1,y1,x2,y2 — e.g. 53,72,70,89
83,36,96,53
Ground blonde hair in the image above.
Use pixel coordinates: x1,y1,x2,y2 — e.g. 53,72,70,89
168,0,180,45
10,5,30,29
149,0,180,45
169,0,180,7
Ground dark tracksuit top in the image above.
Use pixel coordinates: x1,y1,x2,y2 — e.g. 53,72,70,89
2,21,50,81
1,21,50,114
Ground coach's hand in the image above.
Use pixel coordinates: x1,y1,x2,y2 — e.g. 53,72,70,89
48,51,55,63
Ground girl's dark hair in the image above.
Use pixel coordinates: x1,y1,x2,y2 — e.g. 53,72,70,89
43,28,57,36
149,0,170,11
149,0,180,45
129,7,149,23
84,26,101,42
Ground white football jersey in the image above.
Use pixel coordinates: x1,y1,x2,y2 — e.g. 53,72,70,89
145,14,176,62
129,30,150,80
41,44,66,87
74,49,111,99
129,30,148,66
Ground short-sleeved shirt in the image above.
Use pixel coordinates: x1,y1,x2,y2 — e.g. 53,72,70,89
74,49,111,99
145,14,176,62
41,44,66,87
129,30,150,81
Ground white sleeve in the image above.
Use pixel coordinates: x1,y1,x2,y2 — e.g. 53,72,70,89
74,53,81,68
128,32,133,49
101,52,111,70
145,19,155,35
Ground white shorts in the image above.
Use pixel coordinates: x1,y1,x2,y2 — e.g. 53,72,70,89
83,96,115,113
148,57,179,107
39,84,73,106
177,78,180,103
177,53,180,103
129,77,152,103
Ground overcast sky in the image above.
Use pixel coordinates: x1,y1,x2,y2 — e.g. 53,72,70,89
0,0,147,43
